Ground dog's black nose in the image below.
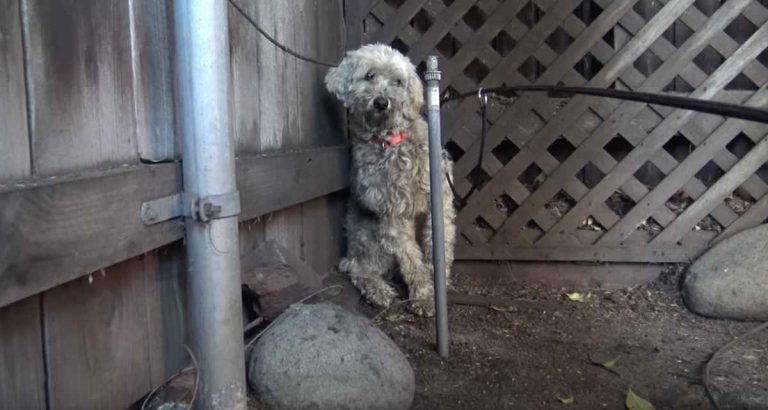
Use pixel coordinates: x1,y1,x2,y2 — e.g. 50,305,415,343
373,97,389,111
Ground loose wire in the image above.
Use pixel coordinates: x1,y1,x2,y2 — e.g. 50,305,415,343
228,0,343,68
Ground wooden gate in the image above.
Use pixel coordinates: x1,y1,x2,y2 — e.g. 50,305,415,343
360,0,768,263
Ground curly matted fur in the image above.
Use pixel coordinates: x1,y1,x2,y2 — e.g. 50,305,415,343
325,44,456,316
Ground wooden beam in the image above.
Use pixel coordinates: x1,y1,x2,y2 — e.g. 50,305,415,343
453,261,663,290
237,147,350,221
0,146,350,308
455,244,703,263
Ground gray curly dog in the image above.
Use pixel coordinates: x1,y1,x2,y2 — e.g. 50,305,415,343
325,44,457,316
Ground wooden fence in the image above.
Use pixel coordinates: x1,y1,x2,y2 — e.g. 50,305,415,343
0,1,350,408
361,0,768,264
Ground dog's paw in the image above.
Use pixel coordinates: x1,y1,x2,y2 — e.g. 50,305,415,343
354,277,398,308
408,283,435,317
338,257,353,272
408,298,435,317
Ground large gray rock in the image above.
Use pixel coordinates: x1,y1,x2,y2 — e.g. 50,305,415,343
683,225,768,320
247,303,415,410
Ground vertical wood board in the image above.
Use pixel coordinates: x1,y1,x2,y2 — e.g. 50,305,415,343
0,0,31,182
44,256,152,409
0,297,46,410
130,0,178,161
23,0,138,175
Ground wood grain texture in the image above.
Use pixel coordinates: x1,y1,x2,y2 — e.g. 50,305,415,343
0,297,46,410
229,1,347,275
302,191,347,276
43,256,152,409
237,146,350,221
229,0,299,154
454,261,662,290
455,244,700,263
345,0,364,48
295,0,347,274
0,0,31,182
143,244,188,387
130,0,178,161
0,147,348,308
0,3,43,405
24,0,138,174
0,164,182,308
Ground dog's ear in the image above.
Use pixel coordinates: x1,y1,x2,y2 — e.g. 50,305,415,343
324,54,355,106
406,66,424,118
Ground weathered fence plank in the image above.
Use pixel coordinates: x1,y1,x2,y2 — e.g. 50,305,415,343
0,3,44,405
143,245,188,387
455,261,662,289
0,297,46,409
43,257,152,409
0,164,182,308
0,147,349,308
237,147,350,221
455,244,700,263
0,0,30,183
23,0,138,175
130,0,178,162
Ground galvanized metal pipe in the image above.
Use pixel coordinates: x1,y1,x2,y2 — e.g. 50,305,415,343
424,56,449,358
174,1,247,408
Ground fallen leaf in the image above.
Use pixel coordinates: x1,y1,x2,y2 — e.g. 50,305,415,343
489,305,515,312
557,395,574,405
567,292,591,302
589,353,620,375
383,313,410,323
626,389,655,410
601,357,619,369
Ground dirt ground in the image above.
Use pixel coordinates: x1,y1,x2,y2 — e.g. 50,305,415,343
360,265,768,410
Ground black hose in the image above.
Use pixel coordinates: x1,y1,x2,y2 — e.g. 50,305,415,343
443,85,768,207
443,85,768,125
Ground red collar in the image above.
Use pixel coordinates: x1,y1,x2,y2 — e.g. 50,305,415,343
370,130,408,148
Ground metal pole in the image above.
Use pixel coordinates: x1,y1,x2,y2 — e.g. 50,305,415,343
424,56,449,358
174,1,247,408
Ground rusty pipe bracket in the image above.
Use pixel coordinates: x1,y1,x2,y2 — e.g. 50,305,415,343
191,192,241,222
141,191,241,226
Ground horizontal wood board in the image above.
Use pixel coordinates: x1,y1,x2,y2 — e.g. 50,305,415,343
0,147,349,308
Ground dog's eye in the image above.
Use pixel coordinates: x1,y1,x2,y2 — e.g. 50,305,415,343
396,79,404,87
365,72,375,81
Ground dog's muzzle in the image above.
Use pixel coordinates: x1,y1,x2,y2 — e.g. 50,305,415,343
373,97,389,112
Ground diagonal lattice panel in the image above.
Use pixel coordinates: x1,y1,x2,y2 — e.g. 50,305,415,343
361,0,768,262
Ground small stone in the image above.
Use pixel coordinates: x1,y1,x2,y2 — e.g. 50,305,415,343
683,225,768,320
248,303,415,410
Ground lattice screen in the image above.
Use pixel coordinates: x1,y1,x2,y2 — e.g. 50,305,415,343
362,0,768,263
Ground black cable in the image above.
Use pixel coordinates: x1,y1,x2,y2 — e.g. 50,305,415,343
446,95,488,207
443,85,768,125
228,0,342,68
443,85,768,208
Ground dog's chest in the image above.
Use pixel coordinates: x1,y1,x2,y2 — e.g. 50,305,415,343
356,144,427,187
352,142,430,217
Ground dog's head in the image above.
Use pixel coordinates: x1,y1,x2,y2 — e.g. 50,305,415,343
325,44,424,136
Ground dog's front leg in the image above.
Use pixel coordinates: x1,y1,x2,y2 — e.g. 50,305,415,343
380,216,435,316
